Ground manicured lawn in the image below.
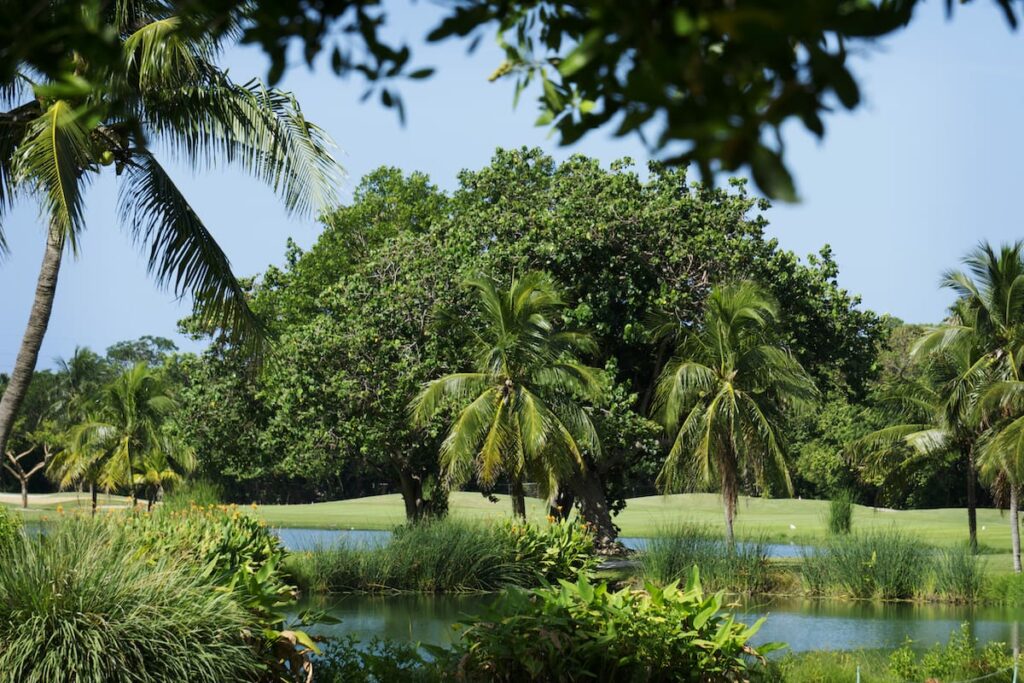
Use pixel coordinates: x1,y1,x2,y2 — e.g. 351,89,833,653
254,491,1018,552
0,492,133,521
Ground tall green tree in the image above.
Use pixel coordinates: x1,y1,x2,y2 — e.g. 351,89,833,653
654,282,818,545
941,243,1024,571
853,308,989,552
411,272,604,522
56,363,193,507
0,0,341,464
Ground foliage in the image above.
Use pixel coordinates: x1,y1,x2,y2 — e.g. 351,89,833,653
933,544,986,603
445,571,779,682
411,271,604,517
0,505,20,552
641,524,774,594
764,630,1017,683
496,517,598,583
316,637,438,683
0,518,263,683
161,478,224,509
827,490,853,535
654,281,818,543
105,336,178,368
889,624,1014,683
181,151,881,508
287,518,595,594
800,529,929,600
55,363,194,500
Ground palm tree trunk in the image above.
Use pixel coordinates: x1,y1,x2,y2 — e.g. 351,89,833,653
510,477,527,519
966,445,978,553
90,481,97,516
1012,483,1021,574
721,455,738,547
0,225,64,460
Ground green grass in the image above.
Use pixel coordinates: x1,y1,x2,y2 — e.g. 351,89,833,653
7,490,1023,553
250,492,1020,551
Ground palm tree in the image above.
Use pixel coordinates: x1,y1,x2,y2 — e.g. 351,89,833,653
653,281,818,546
853,306,990,552
922,243,1024,570
0,1,341,461
56,363,191,507
411,272,604,519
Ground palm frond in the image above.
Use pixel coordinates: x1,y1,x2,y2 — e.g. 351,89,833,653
118,151,265,353
13,100,92,248
410,373,490,426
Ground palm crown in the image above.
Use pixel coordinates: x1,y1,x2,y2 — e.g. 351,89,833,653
411,272,603,515
53,362,192,499
0,1,340,345
653,281,817,543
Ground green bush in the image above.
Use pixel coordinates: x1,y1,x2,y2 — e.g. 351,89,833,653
933,544,986,603
0,505,21,552
289,517,597,594
0,519,262,683
641,524,774,593
890,624,1014,682
445,570,780,682
800,529,929,599
827,490,853,535
161,478,223,510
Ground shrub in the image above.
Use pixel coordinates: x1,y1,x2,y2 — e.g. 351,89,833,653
445,570,780,682
641,524,773,593
289,518,597,594
0,505,21,552
161,478,223,510
0,519,262,683
800,529,928,599
827,490,853,535
889,624,1014,682
933,544,986,603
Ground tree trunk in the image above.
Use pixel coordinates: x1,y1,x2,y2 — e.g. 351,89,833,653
0,225,64,459
724,494,736,547
966,445,978,553
568,466,619,548
548,486,574,520
20,479,27,509
1011,484,1021,574
90,481,97,516
510,477,526,519
397,468,424,522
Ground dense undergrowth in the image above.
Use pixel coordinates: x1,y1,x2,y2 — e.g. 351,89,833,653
285,517,598,593
0,506,312,683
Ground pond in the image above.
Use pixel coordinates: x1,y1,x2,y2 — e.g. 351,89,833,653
271,527,808,558
297,592,1024,654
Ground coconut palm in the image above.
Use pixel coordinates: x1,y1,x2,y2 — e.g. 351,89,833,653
0,1,341,461
852,304,990,552
923,243,1024,570
411,272,603,519
56,363,191,507
653,281,818,546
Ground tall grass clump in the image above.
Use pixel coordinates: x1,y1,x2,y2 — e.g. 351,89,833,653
827,490,853,535
288,517,596,594
801,528,929,600
0,519,262,683
933,544,986,603
161,478,223,510
641,524,773,593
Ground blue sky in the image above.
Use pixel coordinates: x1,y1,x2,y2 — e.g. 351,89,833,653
1,3,1023,369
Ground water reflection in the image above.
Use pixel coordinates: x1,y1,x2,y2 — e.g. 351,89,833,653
298,592,1024,653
